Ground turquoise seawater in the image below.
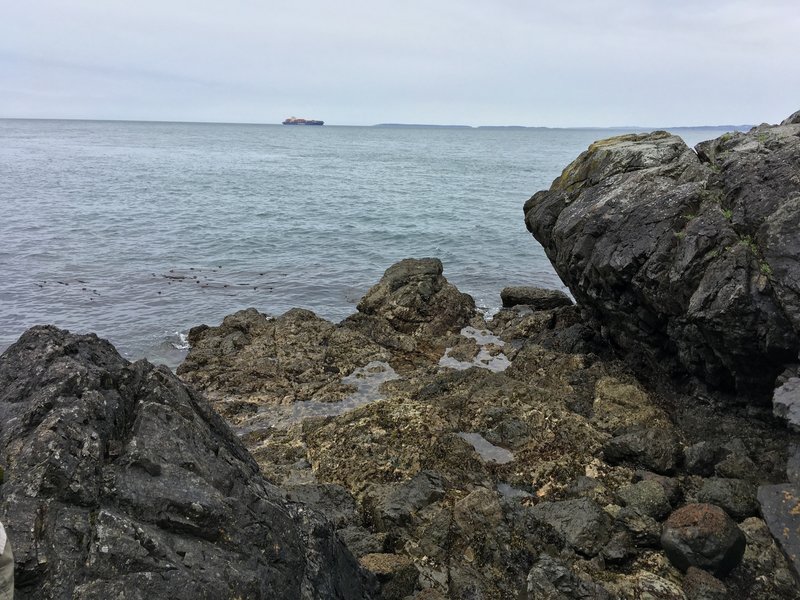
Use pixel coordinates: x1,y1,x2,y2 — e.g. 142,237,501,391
0,119,739,366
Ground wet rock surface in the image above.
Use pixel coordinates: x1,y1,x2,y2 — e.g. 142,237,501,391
774,377,800,431
757,484,800,583
524,116,800,397
0,326,371,599
169,258,799,598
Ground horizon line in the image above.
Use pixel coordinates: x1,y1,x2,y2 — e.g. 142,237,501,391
0,116,756,131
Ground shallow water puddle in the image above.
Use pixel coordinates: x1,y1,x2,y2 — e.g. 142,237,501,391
457,432,514,464
237,361,398,432
496,483,531,498
439,326,510,372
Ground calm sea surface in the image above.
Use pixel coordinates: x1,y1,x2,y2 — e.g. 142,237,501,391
0,119,738,366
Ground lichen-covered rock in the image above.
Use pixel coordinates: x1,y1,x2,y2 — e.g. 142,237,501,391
0,326,371,599
166,257,798,599
603,427,682,475
607,571,687,600
661,503,746,576
343,258,477,367
177,306,390,404
618,479,672,520
524,115,800,397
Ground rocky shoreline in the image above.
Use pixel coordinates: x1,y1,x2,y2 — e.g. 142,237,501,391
1,113,799,599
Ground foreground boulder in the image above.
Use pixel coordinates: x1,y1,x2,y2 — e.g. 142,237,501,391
661,503,746,576
0,326,370,599
524,115,800,397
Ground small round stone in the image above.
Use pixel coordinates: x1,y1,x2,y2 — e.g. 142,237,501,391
660,503,746,576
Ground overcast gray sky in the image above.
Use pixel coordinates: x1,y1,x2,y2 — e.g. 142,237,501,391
2,0,798,126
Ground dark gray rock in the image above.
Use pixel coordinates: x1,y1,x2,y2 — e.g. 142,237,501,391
603,428,682,474
757,484,800,582
0,326,372,600
524,115,800,397
684,442,724,477
697,478,759,520
682,566,728,600
358,553,418,600
283,482,359,529
661,503,746,576
531,497,611,557
336,527,389,558
367,470,447,532
615,506,662,547
526,554,611,599
500,286,573,310
634,471,682,506
601,532,633,564
788,445,800,486
617,479,672,520
714,453,759,481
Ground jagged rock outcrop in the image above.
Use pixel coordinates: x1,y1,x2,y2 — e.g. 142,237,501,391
177,259,476,413
343,258,477,368
524,115,800,397
0,326,371,599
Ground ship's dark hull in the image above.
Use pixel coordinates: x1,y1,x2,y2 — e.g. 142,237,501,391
282,119,324,126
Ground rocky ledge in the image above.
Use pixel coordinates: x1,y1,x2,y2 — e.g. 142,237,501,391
525,111,800,399
0,326,372,599
172,254,795,599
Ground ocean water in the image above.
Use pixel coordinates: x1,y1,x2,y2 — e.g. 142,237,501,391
0,119,739,367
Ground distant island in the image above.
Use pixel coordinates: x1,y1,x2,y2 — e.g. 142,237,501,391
373,123,753,131
373,123,473,129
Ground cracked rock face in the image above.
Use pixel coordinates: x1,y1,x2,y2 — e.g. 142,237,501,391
524,115,800,397
0,326,370,600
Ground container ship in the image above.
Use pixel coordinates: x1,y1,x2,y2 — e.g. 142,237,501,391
282,117,324,126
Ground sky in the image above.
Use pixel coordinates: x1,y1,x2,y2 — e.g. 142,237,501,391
2,0,798,127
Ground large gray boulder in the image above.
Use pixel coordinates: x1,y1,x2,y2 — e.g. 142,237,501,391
0,326,371,599
524,115,800,397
